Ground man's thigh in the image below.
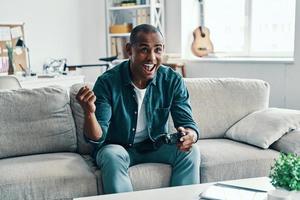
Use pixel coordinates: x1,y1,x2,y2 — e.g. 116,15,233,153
96,144,131,167
128,144,180,166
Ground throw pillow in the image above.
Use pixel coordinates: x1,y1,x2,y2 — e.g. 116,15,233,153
225,108,300,149
271,129,300,155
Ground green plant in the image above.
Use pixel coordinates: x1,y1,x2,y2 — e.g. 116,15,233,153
269,153,300,191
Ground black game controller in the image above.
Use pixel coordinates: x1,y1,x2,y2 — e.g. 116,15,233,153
153,132,183,150
165,132,183,145
134,132,184,153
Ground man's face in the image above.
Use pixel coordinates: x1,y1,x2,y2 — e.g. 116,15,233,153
126,31,164,83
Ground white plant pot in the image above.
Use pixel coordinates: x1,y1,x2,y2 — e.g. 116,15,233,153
268,189,300,200
291,191,300,200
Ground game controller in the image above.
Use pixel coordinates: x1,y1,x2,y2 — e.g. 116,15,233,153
153,132,183,149
165,132,183,145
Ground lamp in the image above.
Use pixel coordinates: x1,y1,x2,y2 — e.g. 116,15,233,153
15,38,31,76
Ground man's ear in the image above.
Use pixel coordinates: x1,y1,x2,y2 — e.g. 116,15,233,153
125,43,132,56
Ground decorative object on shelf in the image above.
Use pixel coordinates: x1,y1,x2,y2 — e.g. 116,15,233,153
15,38,31,76
120,0,136,6
109,23,133,33
162,53,186,77
43,58,67,75
268,153,300,200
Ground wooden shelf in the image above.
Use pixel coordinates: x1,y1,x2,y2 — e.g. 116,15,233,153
109,5,150,11
105,0,165,59
109,33,131,37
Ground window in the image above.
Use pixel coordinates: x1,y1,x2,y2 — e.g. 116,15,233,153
181,0,296,60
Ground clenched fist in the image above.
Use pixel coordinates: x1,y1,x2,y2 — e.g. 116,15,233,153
76,86,96,114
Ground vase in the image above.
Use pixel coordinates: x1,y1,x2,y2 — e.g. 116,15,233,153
7,46,15,75
8,56,15,75
268,189,300,200
291,191,300,200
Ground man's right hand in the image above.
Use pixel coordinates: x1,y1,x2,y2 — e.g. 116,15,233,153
76,86,96,114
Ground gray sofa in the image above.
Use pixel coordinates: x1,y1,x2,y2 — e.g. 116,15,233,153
0,78,299,200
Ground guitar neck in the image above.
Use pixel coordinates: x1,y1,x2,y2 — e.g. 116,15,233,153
199,0,205,27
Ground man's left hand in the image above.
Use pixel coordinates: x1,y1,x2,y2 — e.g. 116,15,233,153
177,127,197,152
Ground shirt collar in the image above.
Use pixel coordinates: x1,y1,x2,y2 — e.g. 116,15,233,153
122,60,132,86
122,60,158,87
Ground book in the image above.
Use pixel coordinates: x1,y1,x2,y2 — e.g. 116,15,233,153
115,37,129,59
111,37,117,56
199,184,267,200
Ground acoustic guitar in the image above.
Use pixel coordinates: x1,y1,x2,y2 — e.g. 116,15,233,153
191,0,213,57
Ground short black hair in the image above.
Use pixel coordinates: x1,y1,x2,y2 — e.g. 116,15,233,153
130,24,164,45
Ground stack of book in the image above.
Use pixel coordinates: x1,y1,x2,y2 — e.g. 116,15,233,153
111,37,129,59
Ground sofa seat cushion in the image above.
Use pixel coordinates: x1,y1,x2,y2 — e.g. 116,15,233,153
128,163,171,191
197,139,280,183
0,153,97,200
83,154,171,194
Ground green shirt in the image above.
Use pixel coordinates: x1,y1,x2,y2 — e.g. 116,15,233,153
92,60,199,148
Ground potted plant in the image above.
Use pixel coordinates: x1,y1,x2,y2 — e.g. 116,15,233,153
268,153,300,200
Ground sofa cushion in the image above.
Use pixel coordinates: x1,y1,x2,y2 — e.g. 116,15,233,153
129,163,171,191
197,139,279,183
271,129,300,155
225,108,300,149
0,87,77,159
0,153,98,200
70,83,95,155
82,154,171,193
184,78,269,139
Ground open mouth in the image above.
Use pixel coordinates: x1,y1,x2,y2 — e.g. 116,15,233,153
143,64,156,72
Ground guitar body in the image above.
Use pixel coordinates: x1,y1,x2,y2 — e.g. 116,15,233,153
191,26,214,57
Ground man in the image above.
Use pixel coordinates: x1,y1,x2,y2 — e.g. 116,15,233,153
76,24,200,194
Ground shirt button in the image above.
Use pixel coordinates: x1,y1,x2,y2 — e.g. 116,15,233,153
132,128,135,131
134,111,137,114
129,144,132,147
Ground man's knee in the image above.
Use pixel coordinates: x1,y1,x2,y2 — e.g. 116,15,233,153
180,145,201,166
96,144,130,168
190,145,200,160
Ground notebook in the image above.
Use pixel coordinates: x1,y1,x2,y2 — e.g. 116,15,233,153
199,184,268,200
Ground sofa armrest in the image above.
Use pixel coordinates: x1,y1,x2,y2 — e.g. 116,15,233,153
270,129,300,155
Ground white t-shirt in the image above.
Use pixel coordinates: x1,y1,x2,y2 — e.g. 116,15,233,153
132,83,149,143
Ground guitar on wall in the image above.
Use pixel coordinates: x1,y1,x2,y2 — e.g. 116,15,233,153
191,0,214,57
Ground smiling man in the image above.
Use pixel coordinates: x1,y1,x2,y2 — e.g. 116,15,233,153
76,24,200,194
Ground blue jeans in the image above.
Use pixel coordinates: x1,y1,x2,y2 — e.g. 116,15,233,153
95,143,201,194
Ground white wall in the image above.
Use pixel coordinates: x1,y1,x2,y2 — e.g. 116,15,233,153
0,0,106,82
78,0,107,83
164,0,300,110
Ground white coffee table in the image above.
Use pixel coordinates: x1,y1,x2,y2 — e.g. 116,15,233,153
74,177,274,200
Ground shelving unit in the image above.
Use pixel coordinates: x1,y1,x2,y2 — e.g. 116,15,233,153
105,0,165,59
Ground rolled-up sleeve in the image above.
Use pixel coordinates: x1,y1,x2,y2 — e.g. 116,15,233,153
170,77,200,139
91,77,112,145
